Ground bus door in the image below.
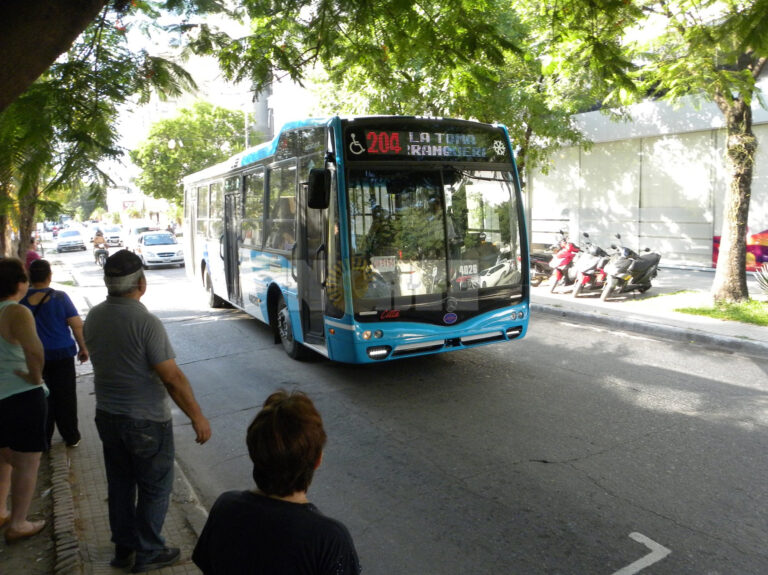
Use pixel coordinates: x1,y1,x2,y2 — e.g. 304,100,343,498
184,187,196,281
223,191,242,306
296,181,326,345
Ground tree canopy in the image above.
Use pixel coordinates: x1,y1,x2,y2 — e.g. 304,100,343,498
4,0,768,301
0,2,199,256
130,101,249,205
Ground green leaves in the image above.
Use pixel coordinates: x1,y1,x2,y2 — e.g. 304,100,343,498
130,101,248,204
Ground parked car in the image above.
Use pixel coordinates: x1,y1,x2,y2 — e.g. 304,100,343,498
56,229,87,252
125,222,159,253
135,231,184,268
102,224,123,247
478,259,519,288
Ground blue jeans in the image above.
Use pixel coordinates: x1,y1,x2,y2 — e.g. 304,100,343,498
95,410,174,559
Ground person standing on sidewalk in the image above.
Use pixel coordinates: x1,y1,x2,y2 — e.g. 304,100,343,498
0,258,47,543
84,249,211,573
20,259,88,448
192,390,361,575
25,238,41,270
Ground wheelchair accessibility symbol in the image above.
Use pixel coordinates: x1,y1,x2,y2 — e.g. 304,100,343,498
349,133,366,155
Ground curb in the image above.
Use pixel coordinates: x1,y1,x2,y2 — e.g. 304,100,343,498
49,440,209,574
531,303,768,359
172,460,209,538
50,444,82,575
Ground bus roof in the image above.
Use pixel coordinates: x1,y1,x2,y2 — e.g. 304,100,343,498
182,117,332,185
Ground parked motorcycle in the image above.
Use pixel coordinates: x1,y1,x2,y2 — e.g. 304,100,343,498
529,230,567,287
571,233,610,298
600,234,661,301
549,233,581,293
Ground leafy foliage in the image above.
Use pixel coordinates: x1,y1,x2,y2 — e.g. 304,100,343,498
756,263,768,294
0,3,206,255
130,102,248,204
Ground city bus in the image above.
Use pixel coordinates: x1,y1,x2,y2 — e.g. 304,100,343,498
182,116,530,363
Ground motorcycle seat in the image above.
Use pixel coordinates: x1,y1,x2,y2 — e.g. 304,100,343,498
629,253,660,272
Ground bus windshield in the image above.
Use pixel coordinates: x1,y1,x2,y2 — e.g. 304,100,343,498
347,167,523,313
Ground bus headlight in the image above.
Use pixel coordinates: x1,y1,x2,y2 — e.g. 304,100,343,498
362,330,372,340
374,330,383,339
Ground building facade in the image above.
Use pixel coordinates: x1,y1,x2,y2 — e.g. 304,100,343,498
527,80,768,268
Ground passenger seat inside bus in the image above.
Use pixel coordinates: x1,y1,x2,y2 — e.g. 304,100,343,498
268,196,296,249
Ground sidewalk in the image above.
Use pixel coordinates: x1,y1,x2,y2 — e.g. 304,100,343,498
3,368,207,575
3,264,767,574
530,266,768,358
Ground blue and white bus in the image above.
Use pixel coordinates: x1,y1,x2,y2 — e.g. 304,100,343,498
182,116,530,363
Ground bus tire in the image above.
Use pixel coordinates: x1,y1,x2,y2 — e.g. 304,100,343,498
205,271,225,309
276,295,306,359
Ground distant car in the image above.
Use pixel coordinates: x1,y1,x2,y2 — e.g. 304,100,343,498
125,222,159,253
478,259,518,288
56,229,87,252
102,225,123,247
135,231,184,268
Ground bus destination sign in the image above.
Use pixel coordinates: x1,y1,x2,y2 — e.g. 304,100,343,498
344,125,511,163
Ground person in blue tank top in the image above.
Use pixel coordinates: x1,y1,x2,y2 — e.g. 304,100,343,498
21,259,88,447
0,257,47,544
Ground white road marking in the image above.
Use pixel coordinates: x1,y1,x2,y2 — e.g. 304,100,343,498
611,532,671,575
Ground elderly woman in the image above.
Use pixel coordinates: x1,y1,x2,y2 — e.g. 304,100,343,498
0,258,47,543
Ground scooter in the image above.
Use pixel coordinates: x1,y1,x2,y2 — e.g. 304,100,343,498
600,234,661,301
571,233,609,298
94,245,109,268
529,230,567,287
549,234,581,293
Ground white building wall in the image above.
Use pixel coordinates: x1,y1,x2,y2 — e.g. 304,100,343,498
529,80,768,267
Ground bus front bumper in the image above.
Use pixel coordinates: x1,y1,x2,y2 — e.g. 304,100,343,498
325,305,528,364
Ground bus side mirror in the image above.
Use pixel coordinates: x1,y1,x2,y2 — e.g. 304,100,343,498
307,168,330,209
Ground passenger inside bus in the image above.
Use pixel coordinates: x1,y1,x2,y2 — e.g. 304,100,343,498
268,196,296,250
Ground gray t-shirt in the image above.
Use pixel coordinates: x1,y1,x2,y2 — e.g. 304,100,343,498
84,296,175,421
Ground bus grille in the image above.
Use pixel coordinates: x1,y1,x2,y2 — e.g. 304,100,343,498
388,329,513,358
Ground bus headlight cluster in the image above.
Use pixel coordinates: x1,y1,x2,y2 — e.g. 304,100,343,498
361,330,384,340
512,310,525,320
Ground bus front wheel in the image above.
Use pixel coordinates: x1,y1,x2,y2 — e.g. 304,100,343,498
276,295,306,359
205,271,225,308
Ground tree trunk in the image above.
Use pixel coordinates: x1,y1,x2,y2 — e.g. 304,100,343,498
15,187,38,260
0,0,107,113
0,179,10,257
0,214,8,258
711,100,753,303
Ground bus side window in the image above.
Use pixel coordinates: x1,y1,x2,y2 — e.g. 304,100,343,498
244,170,264,247
268,197,296,249
267,162,297,251
196,185,209,236
209,181,224,238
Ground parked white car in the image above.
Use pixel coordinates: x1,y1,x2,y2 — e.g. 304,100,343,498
135,231,184,268
478,259,519,288
125,222,159,253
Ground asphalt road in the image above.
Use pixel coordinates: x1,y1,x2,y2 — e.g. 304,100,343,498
56,247,768,574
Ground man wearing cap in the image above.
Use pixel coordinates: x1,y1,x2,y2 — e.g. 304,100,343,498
84,249,211,573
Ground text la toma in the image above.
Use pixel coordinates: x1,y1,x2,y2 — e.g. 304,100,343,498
409,132,478,146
